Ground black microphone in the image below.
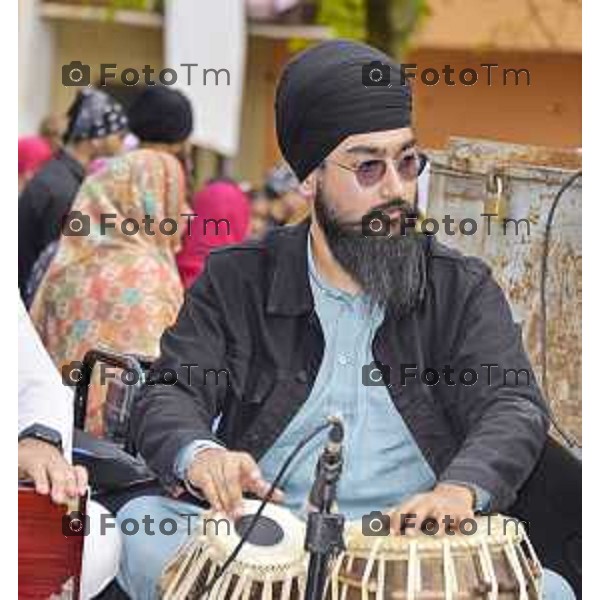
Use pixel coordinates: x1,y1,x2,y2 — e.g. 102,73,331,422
308,416,344,509
304,417,346,600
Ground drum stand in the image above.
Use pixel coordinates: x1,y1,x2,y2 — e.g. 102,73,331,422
304,440,346,600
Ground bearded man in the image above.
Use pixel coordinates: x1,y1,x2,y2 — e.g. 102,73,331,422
116,40,575,599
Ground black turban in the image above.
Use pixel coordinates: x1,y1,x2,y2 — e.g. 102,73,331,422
129,86,193,144
275,39,412,181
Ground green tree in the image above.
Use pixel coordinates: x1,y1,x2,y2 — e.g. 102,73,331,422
367,0,430,55
315,0,430,56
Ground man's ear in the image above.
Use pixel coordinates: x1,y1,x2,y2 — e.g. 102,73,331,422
299,171,318,201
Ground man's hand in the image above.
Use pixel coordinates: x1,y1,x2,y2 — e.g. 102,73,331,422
18,439,87,505
186,448,284,518
386,483,475,536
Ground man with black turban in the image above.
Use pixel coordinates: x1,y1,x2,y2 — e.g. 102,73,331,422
115,41,575,599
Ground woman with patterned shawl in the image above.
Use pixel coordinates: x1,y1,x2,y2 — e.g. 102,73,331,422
30,150,187,436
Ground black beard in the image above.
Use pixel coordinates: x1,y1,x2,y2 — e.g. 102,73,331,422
314,187,428,317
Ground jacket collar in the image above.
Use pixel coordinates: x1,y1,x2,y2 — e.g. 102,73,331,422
266,222,314,316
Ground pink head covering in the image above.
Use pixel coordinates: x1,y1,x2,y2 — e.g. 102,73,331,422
18,136,53,176
176,180,250,288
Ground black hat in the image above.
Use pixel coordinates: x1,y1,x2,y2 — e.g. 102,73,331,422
128,86,193,144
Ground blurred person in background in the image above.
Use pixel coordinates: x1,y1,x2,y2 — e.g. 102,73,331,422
248,188,275,240
39,113,67,153
87,132,140,176
18,136,53,193
19,88,128,300
264,161,307,225
176,179,250,288
128,85,195,201
30,150,186,436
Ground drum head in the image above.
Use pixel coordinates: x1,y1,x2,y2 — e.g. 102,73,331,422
203,499,306,569
345,513,526,556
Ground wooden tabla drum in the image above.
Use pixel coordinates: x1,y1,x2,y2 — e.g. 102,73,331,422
160,499,308,599
327,514,543,599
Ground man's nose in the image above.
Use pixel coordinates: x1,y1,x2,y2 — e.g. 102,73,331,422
380,159,410,201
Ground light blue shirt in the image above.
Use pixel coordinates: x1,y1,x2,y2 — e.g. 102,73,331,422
257,235,437,520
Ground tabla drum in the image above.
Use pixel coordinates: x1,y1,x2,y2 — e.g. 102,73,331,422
327,514,543,599
160,499,308,599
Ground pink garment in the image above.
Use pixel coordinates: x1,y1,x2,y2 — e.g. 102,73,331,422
176,181,250,288
18,136,53,176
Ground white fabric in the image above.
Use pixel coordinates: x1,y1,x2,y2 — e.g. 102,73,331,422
19,298,121,596
18,0,55,135
18,297,73,459
80,500,122,599
246,0,301,20
164,0,247,156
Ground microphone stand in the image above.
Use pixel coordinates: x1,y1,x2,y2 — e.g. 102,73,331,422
304,422,346,600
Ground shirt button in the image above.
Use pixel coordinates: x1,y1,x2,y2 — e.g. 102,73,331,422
295,370,309,383
338,354,349,366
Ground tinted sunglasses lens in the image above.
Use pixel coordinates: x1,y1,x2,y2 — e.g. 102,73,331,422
357,160,386,186
397,153,421,180
418,153,428,176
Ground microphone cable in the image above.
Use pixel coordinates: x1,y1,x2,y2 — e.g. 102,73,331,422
539,169,582,452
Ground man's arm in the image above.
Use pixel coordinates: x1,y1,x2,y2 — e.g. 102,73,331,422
18,298,87,502
131,258,231,487
438,266,549,510
131,258,285,513
387,267,548,532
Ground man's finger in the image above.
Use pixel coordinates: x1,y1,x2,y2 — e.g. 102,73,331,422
237,452,263,485
411,499,437,535
62,466,78,499
237,453,283,501
47,461,69,505
206,462,232,513
73,466,88,496
221,457,243,517
450,510,476,532
30,464,49,496
251,478,285,503
194,471,222,512
390,498,434,536
387,497,421,534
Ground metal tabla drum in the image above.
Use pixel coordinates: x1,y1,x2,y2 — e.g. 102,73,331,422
327,514,543,599
160,499,308,599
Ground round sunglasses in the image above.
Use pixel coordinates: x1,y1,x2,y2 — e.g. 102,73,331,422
327,150,428,188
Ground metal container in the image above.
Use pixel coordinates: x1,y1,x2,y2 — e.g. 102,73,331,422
425,138,582,442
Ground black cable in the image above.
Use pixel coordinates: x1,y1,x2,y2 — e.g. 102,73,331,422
197,420,333,598
540,170,582,449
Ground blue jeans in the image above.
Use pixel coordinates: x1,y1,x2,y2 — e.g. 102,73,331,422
117,495,576,600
